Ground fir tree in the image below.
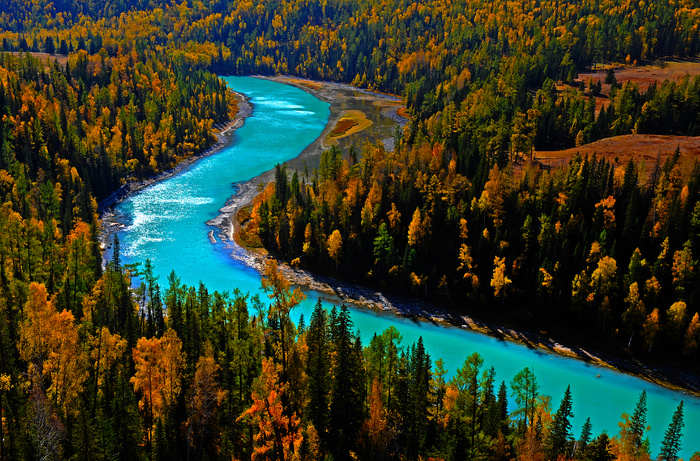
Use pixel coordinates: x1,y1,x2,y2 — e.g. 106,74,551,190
576,417,592,459
306,299,331,448
659,401,684,461
630,390,650,457
544,385,574,460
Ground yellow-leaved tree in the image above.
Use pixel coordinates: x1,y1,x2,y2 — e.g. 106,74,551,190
131,329,186,444
491,256,511,304
327,229,343,268
19,282,87,418
237,357,303,461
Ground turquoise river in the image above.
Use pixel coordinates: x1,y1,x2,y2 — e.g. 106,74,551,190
109,76,699,457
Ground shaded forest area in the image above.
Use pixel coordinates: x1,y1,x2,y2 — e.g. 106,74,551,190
0,255,693,460
0,0,700,459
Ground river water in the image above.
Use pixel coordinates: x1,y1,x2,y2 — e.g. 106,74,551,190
109,76,699,456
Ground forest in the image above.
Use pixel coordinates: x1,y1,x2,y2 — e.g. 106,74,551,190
0,253,693,460
0,0,699,459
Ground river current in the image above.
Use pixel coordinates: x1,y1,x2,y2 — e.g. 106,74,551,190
109,76,699,456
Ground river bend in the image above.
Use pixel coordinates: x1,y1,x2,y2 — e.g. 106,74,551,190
109,76,699,457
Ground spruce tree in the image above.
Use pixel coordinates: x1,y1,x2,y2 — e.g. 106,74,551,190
481,367,498,438
329,306,364,461
576,417,592,459
659,401,684,461
544,385,574,460
630,390,650,457
497,381,509,435
404,337,431,458
306,299,330,447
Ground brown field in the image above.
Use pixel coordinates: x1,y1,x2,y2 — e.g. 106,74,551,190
579,60,700,91
6,51,68,67
576,60,700,115
534,134,700,181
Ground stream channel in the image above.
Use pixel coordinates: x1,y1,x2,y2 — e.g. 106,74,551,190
105,76,699,456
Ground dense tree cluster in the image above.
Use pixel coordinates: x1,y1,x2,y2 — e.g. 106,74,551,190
2,0,700,149
0,257,693,460
0,0,699,458
0,51,233,201
0,47,232,356
253,142,700,361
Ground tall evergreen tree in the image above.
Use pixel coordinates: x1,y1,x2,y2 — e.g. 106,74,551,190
544,385,574,460
630,390,650,457
305,299,331,448
404,337,431,458
659,401,684,461
329,306,364,461
497,380,509,435
576,417,592,460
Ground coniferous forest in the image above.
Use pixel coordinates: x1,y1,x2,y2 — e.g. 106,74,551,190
0,0,700,459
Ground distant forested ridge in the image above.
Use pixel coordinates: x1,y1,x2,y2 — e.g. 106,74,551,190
0,0,700,459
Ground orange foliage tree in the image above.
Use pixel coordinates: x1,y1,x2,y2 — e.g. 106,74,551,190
237,357,303,461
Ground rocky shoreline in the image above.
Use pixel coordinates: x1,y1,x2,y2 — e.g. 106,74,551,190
98,91,252,249
98,91,252,214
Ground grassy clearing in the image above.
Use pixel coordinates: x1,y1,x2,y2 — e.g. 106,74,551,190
574,60,700,115
7,51,69,67
534,134,700,181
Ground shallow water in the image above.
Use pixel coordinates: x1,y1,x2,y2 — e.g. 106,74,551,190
111,76,699,457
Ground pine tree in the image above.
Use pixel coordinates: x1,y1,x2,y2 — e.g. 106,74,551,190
576,417,592,459
544,385,574,460
305,299,331,449
630,390,650,456
659,401,684,461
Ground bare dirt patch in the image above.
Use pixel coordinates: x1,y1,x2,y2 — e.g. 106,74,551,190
535,134,700,180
